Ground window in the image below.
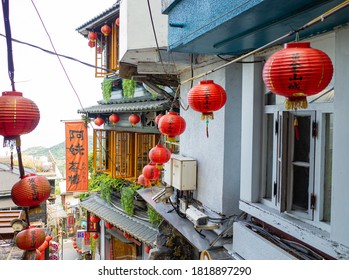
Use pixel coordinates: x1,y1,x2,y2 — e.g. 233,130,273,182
262,103,333,226
93,129,159,179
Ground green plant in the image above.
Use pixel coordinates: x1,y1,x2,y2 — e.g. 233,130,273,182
121,186,135,216
122,79,136,98
147,204,163,226
102,79,113,101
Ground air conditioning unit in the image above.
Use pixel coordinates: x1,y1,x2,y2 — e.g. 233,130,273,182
163,154,197,191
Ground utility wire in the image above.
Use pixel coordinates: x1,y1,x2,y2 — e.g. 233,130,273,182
30,0,86,113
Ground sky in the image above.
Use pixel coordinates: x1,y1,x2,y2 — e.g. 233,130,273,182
0,0,117,155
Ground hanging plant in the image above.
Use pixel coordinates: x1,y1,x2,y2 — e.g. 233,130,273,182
147,205,163,226
102,79,114,101
122,79,136,98
121,186,135,216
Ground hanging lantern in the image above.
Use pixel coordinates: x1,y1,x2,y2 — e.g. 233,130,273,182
88,40,95,48
105,222,113,229
115,18,120,26
263,42,333,110
101,24,111,36
155,114,163,125
188,80,227,120
142,162,160,181
94,117,104,126
109,113,120,124
187,80,227,137
88,31,97,42
149,144,171,169
158,111,186,142
97,46,103,54
123,232,131,239
0,91,40,146
90,214,100,223
11,174,51,207
129,113,141,126
93,233,99,239
144,245,151,254
15,227,46,251
138,174,151,187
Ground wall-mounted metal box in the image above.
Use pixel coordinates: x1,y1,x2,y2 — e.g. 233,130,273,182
163,154,197,191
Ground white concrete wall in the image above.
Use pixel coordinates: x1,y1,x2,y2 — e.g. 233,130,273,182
179,61,242,215
119,0,168,61
332,26,349,248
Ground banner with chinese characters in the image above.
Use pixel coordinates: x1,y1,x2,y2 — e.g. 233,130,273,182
65,121,88,192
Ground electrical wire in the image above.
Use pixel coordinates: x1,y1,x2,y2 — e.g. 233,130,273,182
30,0,86,113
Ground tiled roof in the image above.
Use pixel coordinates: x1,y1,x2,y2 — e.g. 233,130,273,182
75,2,120,33
78,96,171,114
80,195,158,245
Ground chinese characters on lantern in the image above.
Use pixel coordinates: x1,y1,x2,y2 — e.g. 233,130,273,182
288,53,303,91
65,121,88,192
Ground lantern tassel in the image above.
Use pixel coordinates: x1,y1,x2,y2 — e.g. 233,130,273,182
285,96,308,110
294,117,300,141
206,119,209,138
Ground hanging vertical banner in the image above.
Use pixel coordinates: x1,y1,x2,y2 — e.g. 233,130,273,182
65,121,88,192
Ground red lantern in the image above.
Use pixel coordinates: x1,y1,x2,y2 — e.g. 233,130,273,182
144,245,151,254
123,232,131,239
115,18,120,26
263,42,333,110
101,24,111,36
90,214,100,223
11,174,51,207
158,111,186,142
105,222,113,229
109,113,120,124
129,113,141,126
137,174,151,187
155,114,163,125
94,117,104,126
88,40,95,48
142,162,160,181
187,80,227,120
15,227,46,250
0,91,40,146
88,31,97,42
93,233,99,239
149,144,171,169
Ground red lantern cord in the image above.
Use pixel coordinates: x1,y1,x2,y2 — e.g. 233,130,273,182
294,117,300,141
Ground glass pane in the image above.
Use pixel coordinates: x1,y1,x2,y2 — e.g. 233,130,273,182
264,114,274,200
292,165,309,212
293,116,310,162
323,114,333,222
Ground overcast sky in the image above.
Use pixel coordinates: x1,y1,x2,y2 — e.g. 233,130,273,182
0,0,117,155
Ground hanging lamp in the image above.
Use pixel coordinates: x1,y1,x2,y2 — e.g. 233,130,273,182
158,111,186,142
129,113,141,126
149,144,171,169
263,42,333,110
187,80,227,137
101,24,111,36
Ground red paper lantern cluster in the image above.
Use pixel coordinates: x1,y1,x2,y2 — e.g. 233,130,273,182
109,113,120,124
94,117,104,126
11,174,51,207
101,24,111,36
158,111,186,142
263,42,333,110
149,144,171,169
0,91,40,146
129,113,141,126
187,80,227,120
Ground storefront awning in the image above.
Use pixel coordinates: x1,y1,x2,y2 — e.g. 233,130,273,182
80,195,158,245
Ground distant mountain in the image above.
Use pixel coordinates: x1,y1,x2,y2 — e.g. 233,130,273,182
21,137,93,175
